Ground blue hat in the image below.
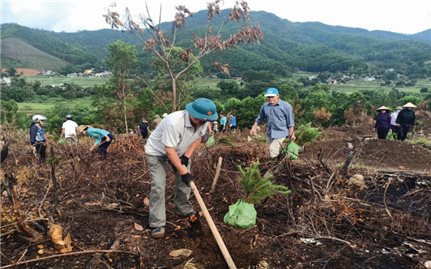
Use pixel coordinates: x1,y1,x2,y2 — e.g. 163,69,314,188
264,87,279,97
186,98,218,121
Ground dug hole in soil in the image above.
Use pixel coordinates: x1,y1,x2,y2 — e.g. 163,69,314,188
1,123,430,269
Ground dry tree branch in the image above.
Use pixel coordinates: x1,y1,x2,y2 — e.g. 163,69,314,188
383,177,393,218
0,250,138,269
317,149,332,175
0,218,49,230
308,175,322,200
16,249,27,264
210,156,223,193
38,183,52,217
325,171,337,193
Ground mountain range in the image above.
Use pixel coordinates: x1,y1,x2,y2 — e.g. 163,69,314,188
1,9,430,76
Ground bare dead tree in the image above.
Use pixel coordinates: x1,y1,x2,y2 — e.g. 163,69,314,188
104,0,263,111
49,147,60,216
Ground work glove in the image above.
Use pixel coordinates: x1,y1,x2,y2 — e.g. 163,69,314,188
180,155,189,166
181,173,193,186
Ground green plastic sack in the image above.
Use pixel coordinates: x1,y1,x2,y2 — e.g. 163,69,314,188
58,137,65,145
205,135,215,148
287,141,300,160
223,199,257,228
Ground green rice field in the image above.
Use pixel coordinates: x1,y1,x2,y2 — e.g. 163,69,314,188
18,97,93,115
330,79,431,94
25,75,109,87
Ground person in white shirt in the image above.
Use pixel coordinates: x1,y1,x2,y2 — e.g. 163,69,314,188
144,98,218,238
390,106,402,140
61,114,78,145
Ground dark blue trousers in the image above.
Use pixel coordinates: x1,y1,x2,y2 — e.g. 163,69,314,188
97,134,114,159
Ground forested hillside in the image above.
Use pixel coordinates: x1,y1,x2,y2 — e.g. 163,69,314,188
1,9,430,75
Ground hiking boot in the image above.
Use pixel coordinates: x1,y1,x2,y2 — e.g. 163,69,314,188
151,227,165,239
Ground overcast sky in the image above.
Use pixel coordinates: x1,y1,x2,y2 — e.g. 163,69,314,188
1,0,431,34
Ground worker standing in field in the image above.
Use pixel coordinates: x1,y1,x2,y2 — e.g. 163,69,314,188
145,98,218,238
77,125,114,159
61,114,78,145
374,106,391,139
229,113,237,131
152,115,162,128
138,118,149,139
396,102,417,141
250,87,295,159
29,114,48,163
219,112,227,132
390,106,402,140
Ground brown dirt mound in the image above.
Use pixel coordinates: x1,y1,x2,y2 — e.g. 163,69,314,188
303,125,431,173
356,139,431,171
416,110,431,135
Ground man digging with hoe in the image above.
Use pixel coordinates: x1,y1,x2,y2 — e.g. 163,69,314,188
144,98,218,239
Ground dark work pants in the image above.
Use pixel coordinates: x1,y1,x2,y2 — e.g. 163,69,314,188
377,127,389,139
399,125,411,141
97,134,114,159
35,143,46,163
390,125,401,140
141,131,148,139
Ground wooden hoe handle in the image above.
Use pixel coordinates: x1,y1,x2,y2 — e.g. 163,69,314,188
189,181,237,269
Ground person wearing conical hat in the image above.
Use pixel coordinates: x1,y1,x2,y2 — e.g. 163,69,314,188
390,106,402,140
396,102,417,141
374,106,391,139
152,114,162,128
77,125,114,159
138,118,149,139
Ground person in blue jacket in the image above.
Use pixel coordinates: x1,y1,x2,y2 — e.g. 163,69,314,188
77,125,114,159
229,113,237,130
29,114,48,163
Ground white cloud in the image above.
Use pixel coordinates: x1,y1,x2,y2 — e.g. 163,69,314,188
50,1,109,32
1,0,431,34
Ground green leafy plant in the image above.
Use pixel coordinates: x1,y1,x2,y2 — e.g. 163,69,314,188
409,137,431,150
386,130,396,141
295,123,320,145
239,162,291,205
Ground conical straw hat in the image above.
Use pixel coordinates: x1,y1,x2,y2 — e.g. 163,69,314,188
376,106,390,111
402,102,417,108
77,125,90,134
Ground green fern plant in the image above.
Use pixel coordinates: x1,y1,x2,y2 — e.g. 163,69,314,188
239,162,291,204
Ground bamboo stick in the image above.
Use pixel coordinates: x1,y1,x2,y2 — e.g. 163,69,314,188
190,181,236,269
